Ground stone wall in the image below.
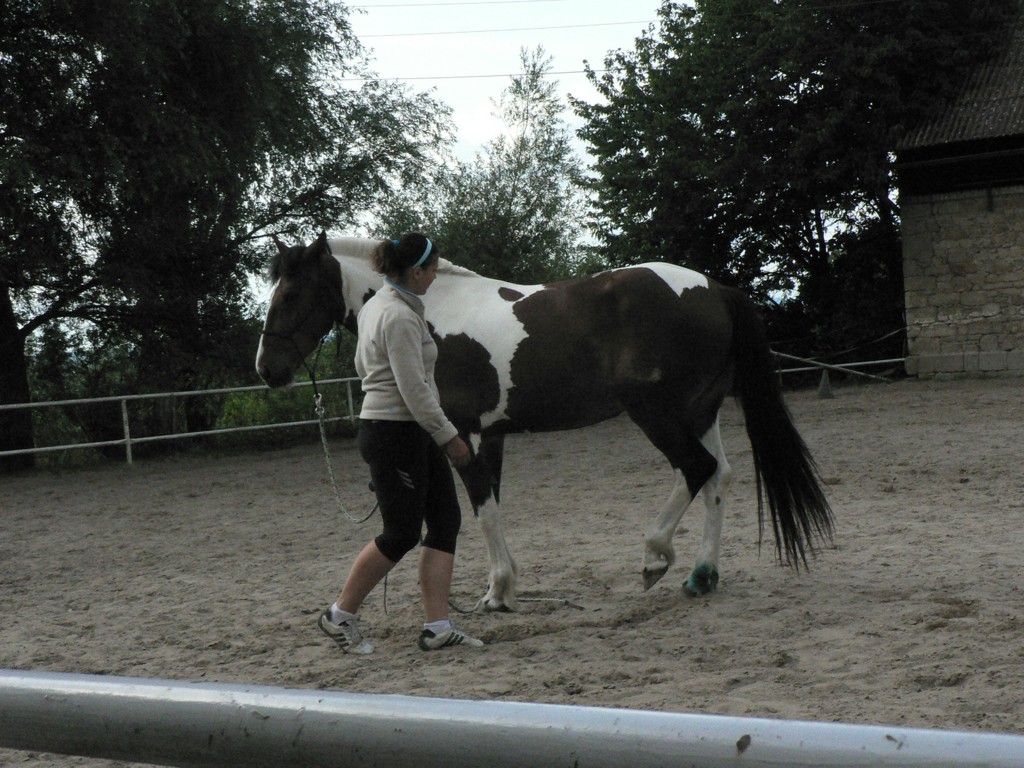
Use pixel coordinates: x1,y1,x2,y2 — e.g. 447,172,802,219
901,184,1024,377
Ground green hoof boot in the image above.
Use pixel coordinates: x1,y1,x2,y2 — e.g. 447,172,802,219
684,563,719,597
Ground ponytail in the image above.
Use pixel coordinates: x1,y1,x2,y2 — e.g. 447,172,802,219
372,232,438,277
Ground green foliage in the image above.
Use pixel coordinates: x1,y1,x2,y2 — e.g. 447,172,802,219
1,0,453,465
21,324,360,466
574,0,1015,313
373,47,593,283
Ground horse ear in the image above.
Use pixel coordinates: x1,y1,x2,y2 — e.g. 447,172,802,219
302,231,330,262
273,235,288,254
303,231,330,262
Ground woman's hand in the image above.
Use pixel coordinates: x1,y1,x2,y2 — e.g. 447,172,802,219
444,436,472,467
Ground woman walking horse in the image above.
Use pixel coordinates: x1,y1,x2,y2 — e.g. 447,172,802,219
256,233,834,612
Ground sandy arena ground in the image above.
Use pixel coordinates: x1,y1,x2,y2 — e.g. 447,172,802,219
1,376,1022,765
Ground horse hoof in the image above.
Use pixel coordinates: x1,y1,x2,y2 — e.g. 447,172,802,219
683,563,719,597
642,567,667,591
474,598,513,613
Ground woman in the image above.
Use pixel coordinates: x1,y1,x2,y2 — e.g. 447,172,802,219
318,233,482,653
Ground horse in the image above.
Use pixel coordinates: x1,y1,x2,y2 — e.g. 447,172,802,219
256,232,834,612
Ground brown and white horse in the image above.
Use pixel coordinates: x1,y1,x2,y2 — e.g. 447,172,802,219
256,233,834,611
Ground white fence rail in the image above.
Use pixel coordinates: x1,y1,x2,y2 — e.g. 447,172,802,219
2,670,1023,768
0,378,359,465
0,352,906,466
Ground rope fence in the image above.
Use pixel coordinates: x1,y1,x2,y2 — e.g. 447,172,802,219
774,352,905,382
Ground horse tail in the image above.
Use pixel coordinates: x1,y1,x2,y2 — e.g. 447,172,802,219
724,287,834,569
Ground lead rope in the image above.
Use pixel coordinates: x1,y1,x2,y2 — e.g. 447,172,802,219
308,341,390,607
314,392,377,524
306,337,378,525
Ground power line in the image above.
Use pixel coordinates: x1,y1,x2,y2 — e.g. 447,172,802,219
339,67,618,83
362,19,655,38
353,0,906,21
356,1,915,43
349,0,985,85
352,0,569,6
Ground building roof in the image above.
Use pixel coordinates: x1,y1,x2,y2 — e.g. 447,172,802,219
898,7,1024,150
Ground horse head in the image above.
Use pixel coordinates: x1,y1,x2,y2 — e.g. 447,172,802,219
256,231,344,388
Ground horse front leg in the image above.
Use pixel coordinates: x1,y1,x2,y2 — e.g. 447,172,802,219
456,434,518,612
475,496,518,612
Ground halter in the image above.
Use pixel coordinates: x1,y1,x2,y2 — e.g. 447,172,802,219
261,262,376,524
259,251,340,382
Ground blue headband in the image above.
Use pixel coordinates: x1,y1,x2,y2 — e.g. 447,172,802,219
413,238,432,268
391,238,433,269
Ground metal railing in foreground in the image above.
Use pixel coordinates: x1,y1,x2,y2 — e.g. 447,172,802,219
0,378,359,465
1,670,1022,768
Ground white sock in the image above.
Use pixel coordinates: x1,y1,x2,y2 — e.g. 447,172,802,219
330,604,357,624
423,619,452,635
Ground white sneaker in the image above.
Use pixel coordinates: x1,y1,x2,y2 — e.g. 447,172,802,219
318,609,374,654
418,625,484,651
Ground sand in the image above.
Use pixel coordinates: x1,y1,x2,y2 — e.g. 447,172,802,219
1,376,1022,765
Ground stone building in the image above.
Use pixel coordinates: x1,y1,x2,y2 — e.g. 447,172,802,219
895,13,1024,377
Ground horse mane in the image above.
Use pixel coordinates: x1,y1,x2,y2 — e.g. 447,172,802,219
267,246,290,282
328,236,483,279
267,235,483,282
436,258,481,278
266,236,374,282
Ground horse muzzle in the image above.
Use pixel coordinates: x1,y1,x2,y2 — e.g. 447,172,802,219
256,361,295,389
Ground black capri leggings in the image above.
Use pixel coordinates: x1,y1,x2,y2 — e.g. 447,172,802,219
358,419,462,563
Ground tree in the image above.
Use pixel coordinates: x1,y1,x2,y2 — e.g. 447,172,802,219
574,0,1015,316
375,47,592,283
1,0,452,468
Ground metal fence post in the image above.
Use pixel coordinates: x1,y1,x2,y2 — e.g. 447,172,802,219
121,398,132,465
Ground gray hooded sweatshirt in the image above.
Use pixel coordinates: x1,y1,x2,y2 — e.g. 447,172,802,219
354,281,459,447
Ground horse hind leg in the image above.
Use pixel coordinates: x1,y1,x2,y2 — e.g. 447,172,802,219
683,416,732,596
633,409,719,592
642,471,696,590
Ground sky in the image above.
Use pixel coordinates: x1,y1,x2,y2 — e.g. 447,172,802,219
344,0,665,159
